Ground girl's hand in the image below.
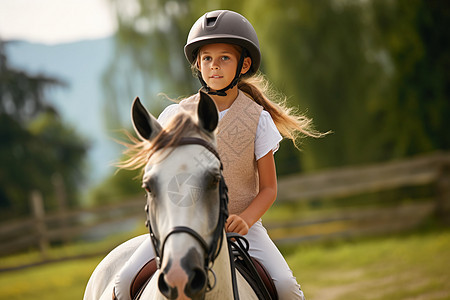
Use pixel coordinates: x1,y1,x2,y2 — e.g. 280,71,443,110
225,214,249,235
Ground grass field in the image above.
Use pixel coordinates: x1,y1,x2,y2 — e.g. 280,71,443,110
0,226,448,300
289,227,450,299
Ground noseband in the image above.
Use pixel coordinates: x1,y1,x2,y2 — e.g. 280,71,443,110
144,137,229,288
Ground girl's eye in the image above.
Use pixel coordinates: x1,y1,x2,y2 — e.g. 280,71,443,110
202,56,211,61
221,56,230,61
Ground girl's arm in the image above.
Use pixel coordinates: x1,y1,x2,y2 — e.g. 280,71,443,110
225,150,277,235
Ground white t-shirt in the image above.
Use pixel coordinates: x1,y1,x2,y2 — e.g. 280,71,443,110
158,104,283,160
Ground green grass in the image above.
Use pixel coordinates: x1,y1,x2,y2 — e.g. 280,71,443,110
0,225,146,300
0,256,102,300
288,227,450,300
0,225,147,269
0,226,448,300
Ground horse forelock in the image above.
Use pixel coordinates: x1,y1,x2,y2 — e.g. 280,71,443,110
150,111,214,158
119,111,214,172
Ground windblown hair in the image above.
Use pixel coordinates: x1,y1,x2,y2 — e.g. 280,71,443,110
192,50,326,148
237,73,325,145
118,111,211,171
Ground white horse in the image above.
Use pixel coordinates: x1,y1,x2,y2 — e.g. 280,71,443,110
84,92,259,300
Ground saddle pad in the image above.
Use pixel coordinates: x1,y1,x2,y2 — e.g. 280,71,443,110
129,257,277,299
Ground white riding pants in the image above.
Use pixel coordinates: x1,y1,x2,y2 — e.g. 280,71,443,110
245,220,305,300
114,220,305,300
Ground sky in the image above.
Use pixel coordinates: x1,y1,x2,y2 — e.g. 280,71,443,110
0,0,117,45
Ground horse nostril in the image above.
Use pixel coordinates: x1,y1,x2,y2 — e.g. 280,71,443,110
186,267,207,296
158,273,178,299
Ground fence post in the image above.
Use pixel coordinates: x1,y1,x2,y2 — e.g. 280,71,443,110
53,173,70,244
435,157,450,223
30,190,49,259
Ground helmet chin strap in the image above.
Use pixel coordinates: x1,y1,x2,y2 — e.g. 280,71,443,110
198,49,248,97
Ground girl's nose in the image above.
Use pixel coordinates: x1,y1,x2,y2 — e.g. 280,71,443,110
211,59,220,70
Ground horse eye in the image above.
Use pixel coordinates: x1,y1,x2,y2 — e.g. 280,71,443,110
142,183,151,193
210,175,220,187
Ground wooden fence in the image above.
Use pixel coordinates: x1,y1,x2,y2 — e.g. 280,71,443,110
0,151,449,258
0,196,145,258
270,151,450,244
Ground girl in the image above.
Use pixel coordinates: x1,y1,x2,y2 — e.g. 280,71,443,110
115,10,320,300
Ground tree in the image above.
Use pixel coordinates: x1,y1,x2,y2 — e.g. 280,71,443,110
244,0,450,170
0,41,89,218
369,0,450,158
102,0,202,131
103,0,450,176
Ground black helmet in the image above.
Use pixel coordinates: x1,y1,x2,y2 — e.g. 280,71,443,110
184,10,261,76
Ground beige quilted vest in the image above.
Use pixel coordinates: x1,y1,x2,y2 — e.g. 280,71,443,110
180,91,263,214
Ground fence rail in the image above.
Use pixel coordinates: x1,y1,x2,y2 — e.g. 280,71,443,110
1,151,449,257
270,151,450,244
0,196,145,257
277,151,449,201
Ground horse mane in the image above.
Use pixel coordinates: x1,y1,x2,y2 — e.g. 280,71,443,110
118,111,212,171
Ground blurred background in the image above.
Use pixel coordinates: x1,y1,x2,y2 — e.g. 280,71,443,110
0,0,449,299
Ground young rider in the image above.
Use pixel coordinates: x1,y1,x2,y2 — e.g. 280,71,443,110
115,10,320,300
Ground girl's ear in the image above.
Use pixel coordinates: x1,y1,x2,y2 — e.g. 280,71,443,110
196,55,202,72
197,91,219,132
131,97,162,141
241,57,252,75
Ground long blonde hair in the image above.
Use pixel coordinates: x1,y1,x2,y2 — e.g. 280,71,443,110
193,46,325,146
238,73,325,146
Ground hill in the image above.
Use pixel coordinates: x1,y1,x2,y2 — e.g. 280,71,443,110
5,37,122,185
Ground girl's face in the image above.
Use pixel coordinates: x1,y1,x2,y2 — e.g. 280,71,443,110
197,43,251,92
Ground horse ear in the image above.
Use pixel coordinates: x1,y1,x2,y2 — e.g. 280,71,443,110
197,91,218,132
131,97,162,141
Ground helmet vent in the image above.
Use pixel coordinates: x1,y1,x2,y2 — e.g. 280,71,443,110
206,17,218,27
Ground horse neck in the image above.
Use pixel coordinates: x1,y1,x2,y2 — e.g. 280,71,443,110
208,231,234,298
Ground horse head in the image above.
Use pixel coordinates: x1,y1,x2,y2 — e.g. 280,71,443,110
131,91,227,299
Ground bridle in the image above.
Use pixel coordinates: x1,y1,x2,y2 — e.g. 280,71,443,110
144,137,229,291
141,136,270,300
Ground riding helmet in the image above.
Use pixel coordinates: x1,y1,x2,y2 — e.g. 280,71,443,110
184,10,261,76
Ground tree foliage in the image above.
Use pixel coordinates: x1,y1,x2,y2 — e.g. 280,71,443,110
0,41,89,218
102,0,198,130
103,0,450,177
368,0,450,158
87,167,142,205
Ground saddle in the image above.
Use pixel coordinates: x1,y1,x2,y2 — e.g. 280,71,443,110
234,255,278,300
129,250,278,300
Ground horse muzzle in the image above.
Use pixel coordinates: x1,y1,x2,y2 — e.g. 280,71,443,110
158,247,207,300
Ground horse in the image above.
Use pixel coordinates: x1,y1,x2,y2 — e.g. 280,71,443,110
84,91,260,300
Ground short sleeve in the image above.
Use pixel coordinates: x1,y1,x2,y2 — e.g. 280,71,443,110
157,104,179,126
255,110,283,160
